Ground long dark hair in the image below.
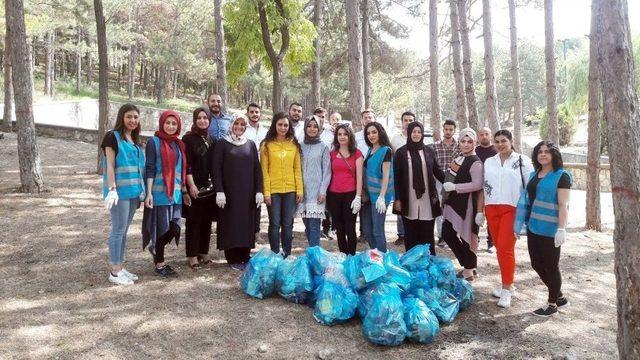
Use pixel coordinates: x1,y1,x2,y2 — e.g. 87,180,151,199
114,103,141,145
532,140,563,172
261,112,301,153
332,123,357,156
494,129,515,150
364,122,393,151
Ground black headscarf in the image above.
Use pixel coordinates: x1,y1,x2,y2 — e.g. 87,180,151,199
406,122,426,199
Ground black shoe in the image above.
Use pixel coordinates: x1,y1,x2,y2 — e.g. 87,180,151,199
437,238,447,249
394,236,404,246
155,265,177,278
556,297,570,308
532,304,558,317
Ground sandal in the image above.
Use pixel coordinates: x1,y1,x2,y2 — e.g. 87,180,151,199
198,255,214,266
187,260,202,271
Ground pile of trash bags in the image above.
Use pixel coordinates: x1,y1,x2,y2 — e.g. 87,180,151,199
240,245,474,346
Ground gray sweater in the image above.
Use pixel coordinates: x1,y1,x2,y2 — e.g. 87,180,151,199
297,142,331,218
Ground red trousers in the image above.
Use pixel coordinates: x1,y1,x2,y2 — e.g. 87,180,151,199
485,204,517,286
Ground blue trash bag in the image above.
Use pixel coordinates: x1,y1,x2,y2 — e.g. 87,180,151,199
358,282,403,319
240,248,284,299
412,287,459,324
402,297,440,344
362,284,407,346
382,251,411,290
451,278,474,311
428,256,457,292
307,246,346,276
344,249,387,290
276,255,314,304
313,278,359,325
407,270,434,295
400,244,431,271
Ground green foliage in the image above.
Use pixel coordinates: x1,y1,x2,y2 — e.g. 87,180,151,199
538,103,576,146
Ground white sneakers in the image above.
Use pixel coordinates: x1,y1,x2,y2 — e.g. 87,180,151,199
108,269,138,285
492,286,517,299
493,286,517,308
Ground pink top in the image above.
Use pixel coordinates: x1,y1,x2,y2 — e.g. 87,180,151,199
329,149,363,193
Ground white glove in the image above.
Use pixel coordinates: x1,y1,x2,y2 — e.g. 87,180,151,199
104,190,119,210
255,192,264,208
443,182,456,192
350,195,362,214
375,197,386,214
554,228,566,248
216,192,226,208
475,212,485,227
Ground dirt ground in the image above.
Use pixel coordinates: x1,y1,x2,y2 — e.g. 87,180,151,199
0,133,618,359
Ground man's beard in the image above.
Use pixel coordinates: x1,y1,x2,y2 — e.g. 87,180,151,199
480,139,491,146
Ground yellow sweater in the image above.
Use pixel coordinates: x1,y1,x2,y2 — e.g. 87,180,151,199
260,139,303,197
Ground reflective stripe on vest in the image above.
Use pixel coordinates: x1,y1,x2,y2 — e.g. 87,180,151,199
102,131,145,200
527,169,571,237
150,136,183,205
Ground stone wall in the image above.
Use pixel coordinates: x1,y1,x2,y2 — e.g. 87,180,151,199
563,163,611,192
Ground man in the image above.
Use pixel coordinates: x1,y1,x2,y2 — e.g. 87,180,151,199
355,109,376,156
207,94,232,140
320,111,341,147
390,111,416,246
245,103,268,152
475,126,498,253
288,102,304,143
432,119,460,248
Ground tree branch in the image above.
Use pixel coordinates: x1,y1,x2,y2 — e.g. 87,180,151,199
274,0,290,58
256,0,278,62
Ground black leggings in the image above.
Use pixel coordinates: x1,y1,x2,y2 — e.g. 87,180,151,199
527,230,563,303
402,217,436,255
155,222,180,264
185,198,214,258
442,220,477,270
224,247,251,264
328,191,358,255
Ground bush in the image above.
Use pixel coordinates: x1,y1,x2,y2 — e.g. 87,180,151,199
538,103,577,146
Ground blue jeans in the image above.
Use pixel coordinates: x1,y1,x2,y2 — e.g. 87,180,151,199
267,192,297,257
108,198,139,265
397,215,405,237
303,218,321,247
361,201,388,252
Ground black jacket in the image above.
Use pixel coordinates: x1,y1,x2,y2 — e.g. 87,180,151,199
393,144,445,218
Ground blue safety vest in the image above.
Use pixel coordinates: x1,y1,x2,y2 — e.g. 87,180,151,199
514,169,571,237
365,146,395,204
102,130,145,200
150,136,183,206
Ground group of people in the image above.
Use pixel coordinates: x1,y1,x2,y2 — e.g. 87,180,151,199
101,94,572,318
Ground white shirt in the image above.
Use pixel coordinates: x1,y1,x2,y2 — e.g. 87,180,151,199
245,122,268,155
483,151,534,208
320,125,335,148
355,130,369,156
292,121,305,143
390,132,406,152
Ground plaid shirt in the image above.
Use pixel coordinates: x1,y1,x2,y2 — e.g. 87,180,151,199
432,138,460,172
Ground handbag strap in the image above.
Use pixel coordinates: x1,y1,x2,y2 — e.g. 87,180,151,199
338,151,356,181
518,155,525,189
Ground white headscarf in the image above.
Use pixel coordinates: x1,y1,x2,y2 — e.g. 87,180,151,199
224,113,248,146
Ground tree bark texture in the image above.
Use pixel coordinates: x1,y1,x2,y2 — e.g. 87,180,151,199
214,0,228,107
257,0,289,113
482,0,499,133
544,0,559,144
85,31,93,86
76,27,82,93
3,25,14,133
586,0,602,232
508,0,523,151
128,44,137,100
457,0,479,131
44,30,55,97
450,0,467,129
362,0,371,109
345,0,364,127
94,0,109,174
595,0,640,357
7,0,45,192
311,0,322,108
429,0,441,140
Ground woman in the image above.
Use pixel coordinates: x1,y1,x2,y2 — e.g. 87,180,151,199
361,122,394,252
441,128,484,281
260,112,303,258
477,129,534,308
297,115,331,247
393,121,445,255
142,110,188,278
327,124,363,255
515,140,571,317
214,114,264,270
182,106,216,270
101,103,145,285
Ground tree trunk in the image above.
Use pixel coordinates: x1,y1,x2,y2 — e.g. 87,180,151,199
457,0,479,131
482,0,499,133
156,65,166,105
544,0,559,144
257,0,289,113
362,0,371,109
345,0,364,127
449,0,467,128
172,71,178,99
2,25,14,133
7,0,45,192
311,0,322,108
143,60,149,91
94,0,109,174
214,0,228,106
85,31,93,86
508,0,523,151
128,44,136,100
595,0,640,356
429,0,441,140
586,0,602,232
44,30,55,97
76,27,82,93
